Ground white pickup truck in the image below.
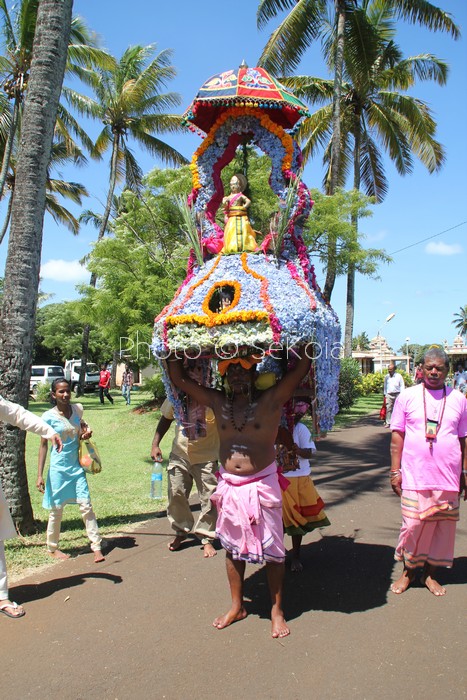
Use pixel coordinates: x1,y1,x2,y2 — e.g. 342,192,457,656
64,359,100,393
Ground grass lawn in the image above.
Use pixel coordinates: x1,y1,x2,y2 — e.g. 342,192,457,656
333,394,383,429
5,388,383,580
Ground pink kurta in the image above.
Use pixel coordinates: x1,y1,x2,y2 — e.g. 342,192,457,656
390,384,467,490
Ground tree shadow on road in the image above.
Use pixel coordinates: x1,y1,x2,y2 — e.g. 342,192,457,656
314,416,393,510
11,571,123,604
243,534,395,620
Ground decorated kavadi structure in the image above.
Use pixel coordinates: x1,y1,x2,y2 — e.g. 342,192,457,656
152,64,340,437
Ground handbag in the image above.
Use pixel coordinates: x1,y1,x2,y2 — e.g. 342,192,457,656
379,396,387,422
275,426,299,472
79,439,102,474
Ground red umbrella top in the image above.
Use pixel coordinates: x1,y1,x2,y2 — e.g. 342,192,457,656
182,63,310,135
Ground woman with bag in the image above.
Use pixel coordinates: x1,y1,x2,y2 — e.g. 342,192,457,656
37,379,104,563
0,396,62,618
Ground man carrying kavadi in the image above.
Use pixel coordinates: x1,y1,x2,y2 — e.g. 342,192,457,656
167,347,311,638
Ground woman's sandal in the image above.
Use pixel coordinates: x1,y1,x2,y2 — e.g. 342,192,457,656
0,601,25,618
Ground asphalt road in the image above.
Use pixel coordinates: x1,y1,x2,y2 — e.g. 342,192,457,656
1,413,466,700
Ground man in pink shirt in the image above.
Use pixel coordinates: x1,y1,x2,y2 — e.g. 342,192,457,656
389,348,467,596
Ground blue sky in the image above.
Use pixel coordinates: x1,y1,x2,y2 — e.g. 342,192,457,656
1,0,466,352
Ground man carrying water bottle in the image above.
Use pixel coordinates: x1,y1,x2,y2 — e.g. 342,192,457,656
150,363,219,557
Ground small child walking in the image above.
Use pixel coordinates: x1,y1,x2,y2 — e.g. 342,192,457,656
281,401,330,572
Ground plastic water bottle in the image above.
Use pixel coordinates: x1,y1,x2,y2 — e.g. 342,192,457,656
150,459,163,499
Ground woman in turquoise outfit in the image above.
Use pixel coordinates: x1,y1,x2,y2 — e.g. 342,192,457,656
37,379,104,563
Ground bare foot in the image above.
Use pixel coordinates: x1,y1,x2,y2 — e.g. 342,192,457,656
203,542,217,558
290,557,303,573
0,600,25,618
271,608,290,638
168,535,187,551
213,606,247,629
94,550,105,563
47,549,70,560
422,574,446,596
391,569,414,594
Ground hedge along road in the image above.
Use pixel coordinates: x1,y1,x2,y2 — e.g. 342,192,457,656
1,412,465,700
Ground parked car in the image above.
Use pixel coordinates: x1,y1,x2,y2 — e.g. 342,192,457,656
30,365,65,395
64,359,100,393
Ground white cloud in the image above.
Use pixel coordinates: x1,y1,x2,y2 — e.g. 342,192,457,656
366,229,387,243
425,241,462,256
40,259,89,282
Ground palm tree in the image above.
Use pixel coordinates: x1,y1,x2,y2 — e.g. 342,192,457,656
352,331,370,350
258,0,346,199
0,0,113,199
452,305,467,339
285,4,448,349
257,0,459,303
0,0,73,532
64,44,188,392
0,138,88,243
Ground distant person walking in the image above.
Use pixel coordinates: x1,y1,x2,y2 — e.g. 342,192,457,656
389,348,467,596
384,363,405,427
99,363,114,405
121,364,134,405
414,363,424,385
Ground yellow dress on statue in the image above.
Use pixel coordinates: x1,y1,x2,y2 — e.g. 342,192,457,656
222,196,257,253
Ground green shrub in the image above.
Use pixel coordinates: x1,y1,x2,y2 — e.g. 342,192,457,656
338,357,363,410
360,372,385,395
34,382,52,402
141,372,166,401
359,368,413,395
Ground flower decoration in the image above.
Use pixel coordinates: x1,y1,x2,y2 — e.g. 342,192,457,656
152,69,341,433
201,280,241,317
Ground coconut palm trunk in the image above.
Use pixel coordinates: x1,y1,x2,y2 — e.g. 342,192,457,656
0,0,72,532
343,115,362,357
77,137,119,394
323,0,345,302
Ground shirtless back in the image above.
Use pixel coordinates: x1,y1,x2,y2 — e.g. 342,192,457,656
167,349,311,476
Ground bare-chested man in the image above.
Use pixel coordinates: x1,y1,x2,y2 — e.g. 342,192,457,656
167,347,311,638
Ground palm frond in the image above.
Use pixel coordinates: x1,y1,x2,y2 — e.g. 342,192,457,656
44,193,80,235
257,0,298,29
258,0,325,73
46,177,88,203
128,128,188,167
55,104,94,157
394,54,448,86
269,174,302,262
173,194,203,267
389,0,460,39
359,132,388,201
123,146,143,193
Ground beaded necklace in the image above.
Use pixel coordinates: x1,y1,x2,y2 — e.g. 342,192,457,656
422,384,446,453
228,394,253,432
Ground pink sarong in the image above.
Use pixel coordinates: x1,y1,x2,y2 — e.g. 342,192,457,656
211,462,285,564
395,489,459,569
